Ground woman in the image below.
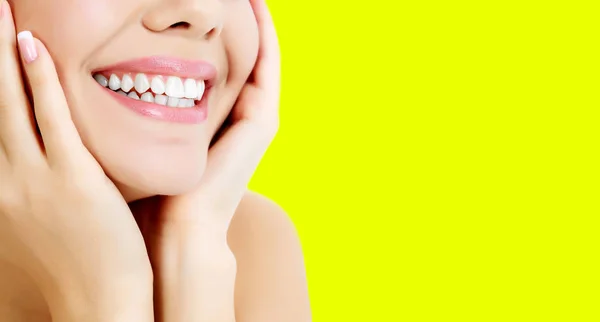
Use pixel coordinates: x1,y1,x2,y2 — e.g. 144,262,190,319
0,0,310,321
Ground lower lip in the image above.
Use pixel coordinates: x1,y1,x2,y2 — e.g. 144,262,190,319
103,87,209,124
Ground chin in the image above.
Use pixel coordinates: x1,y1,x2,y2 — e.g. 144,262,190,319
97,150,209,202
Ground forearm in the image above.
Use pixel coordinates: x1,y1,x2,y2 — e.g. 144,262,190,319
43,271,154,322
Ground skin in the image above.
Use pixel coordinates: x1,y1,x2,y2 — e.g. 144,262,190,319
9,0,259,200
0,0,310,321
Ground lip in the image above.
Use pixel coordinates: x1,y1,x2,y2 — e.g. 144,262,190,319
104,88,209,124
93,56,216,124
93,56,217,84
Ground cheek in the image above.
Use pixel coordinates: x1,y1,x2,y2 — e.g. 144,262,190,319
10,0,128,73
9,0,139,140
209,6,259,134
223,10,260,81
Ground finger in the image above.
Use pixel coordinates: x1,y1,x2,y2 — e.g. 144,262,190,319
200,117,273,213
0,139,8,168
250,0,280,88
0,2,43,162
16,31,84,164
195,0,281,209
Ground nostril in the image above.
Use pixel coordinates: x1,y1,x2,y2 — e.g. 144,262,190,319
167,22,219,40
204,27,218,40
170,21,191,29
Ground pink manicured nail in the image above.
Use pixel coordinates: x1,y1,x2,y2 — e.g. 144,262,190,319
17,31,38,63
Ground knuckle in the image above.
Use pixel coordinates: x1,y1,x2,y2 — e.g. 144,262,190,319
0,179,32,219
0,186,24,214
55,171,97,198
0,164,101,221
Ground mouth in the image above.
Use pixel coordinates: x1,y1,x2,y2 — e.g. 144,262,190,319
92,56,217,124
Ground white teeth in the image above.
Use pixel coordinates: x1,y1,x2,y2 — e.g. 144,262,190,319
127,92,140,100
95,72,204,107
140,92,154,103
155,94,168,106
184,79,198,99
151,76,165,95
177,98,194,108
94,74,108,87
108,74,121,91
135,73,150,93
120,74,134,92
167,96,180,107
165,76,184,98
197,80,205,100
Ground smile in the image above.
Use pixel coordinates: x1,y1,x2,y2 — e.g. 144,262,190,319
94,73,206,108
92,56,217,124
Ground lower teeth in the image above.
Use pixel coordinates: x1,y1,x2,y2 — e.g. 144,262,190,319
115,90,196,108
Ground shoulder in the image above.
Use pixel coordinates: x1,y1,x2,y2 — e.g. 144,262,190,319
229,191,297,242
227,191,311,322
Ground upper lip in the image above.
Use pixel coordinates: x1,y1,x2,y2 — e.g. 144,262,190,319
92,56,217,85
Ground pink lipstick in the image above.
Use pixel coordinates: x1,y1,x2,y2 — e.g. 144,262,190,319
92,56,217,124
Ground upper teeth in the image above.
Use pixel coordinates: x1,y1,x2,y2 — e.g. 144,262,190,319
94,73,206,103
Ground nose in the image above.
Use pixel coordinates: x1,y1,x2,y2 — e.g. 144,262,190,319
143,0,224,40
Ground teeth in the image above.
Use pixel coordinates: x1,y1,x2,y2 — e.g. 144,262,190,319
127,92,140,100
151,76,165,95
155,94,168,106
167,97,180,107
140,92,154,103
197,80,205,100
184,79,198,99
165,76,184,98
108,74,121,91
94,74,108,87
178,98,194,108
121,74,134,92
135,73,150,93
94,73,204,108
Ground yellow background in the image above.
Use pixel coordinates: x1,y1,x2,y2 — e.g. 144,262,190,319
250,1,598,321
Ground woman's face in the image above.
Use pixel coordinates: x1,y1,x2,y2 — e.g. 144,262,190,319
8,0,259,201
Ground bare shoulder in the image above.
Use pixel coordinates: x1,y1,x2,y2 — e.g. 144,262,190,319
227,191,311,322
229,191,301,246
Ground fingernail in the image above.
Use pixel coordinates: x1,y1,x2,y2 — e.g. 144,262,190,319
17,31,38,63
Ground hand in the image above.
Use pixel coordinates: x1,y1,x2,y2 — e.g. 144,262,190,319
0,3,152,322
132,0,281,320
